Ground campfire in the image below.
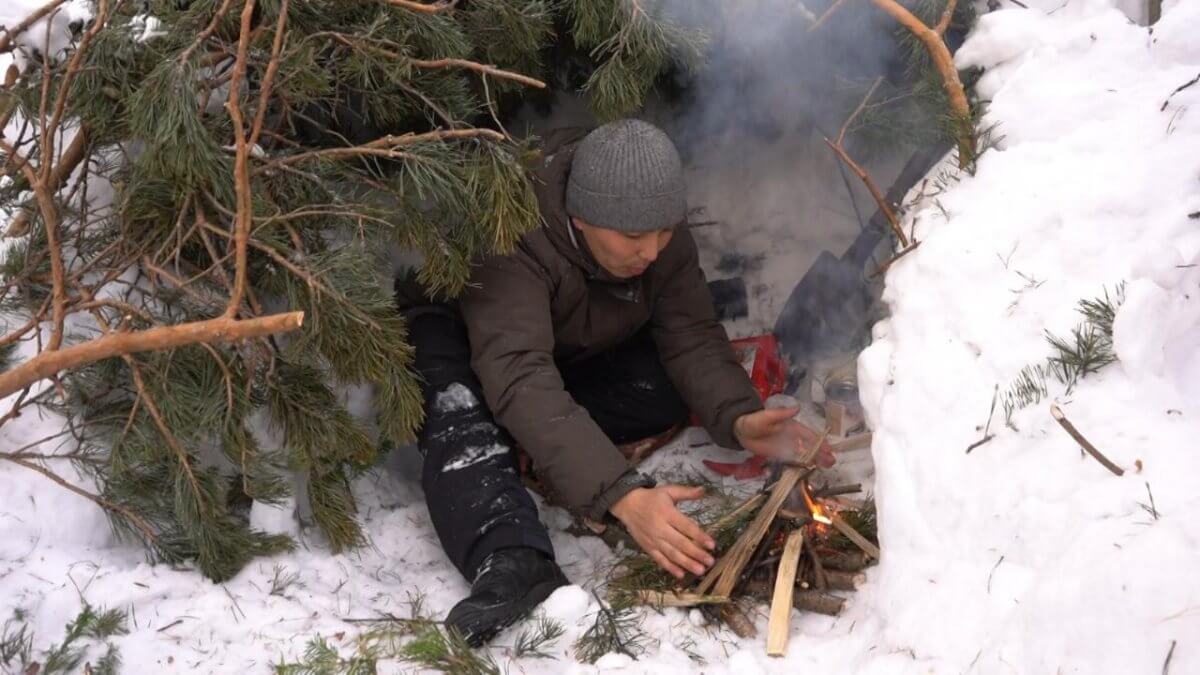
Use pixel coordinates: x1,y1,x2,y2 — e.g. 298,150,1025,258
613,446,878,658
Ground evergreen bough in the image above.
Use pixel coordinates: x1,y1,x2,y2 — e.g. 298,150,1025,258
0,0,699,581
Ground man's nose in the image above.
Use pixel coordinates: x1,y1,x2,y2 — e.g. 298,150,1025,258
639,239,659,262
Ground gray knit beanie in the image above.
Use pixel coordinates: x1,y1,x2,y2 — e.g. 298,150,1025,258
565,119,687,233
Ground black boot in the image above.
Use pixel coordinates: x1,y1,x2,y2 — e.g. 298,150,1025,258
444,547,569,647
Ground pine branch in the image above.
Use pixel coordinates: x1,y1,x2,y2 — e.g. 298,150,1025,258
573,591,647,664
868,0,974,166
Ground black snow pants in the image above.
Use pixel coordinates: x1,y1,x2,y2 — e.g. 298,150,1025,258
408,311,688,581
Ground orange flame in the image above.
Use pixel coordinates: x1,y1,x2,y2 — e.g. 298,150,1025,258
802,483,833,526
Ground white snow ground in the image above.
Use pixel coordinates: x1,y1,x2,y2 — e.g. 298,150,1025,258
3,0,1200,672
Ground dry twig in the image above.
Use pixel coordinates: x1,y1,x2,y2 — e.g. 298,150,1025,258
1049,403,1124,476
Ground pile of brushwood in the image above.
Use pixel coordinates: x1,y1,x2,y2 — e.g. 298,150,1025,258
597,464,879,659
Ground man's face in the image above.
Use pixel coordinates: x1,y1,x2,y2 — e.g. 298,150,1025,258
572,218,674,279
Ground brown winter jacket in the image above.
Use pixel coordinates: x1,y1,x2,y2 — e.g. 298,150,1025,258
458,129,763,518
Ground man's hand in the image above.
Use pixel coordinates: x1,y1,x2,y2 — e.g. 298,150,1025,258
734,407,836,468
610,485,715,579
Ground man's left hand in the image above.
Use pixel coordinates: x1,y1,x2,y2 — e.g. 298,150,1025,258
733,408,836,468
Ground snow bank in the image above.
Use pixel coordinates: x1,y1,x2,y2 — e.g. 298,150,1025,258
3,0,1198,672
859,0,1200,672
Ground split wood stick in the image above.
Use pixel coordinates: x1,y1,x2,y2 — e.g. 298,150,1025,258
829,512,881,560
708,493,766,535
634,591,729,608
768,530,805,657
794,591,846,616
831,432,872,453
824,570,866,591
1049,403,1124,476
700,465,809,597
819,550,869,572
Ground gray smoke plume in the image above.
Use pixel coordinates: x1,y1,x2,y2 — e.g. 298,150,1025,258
522,0,922,361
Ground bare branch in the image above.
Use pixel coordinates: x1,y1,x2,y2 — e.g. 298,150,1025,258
223,0,258,319
935,0,958,36
409,57,546,89
258,127,506,172
178,0,237,64
0,312,305,399
248,0,290,150
0,0,69,54
0,453,161,545
824,138,908,247
373,0,456,14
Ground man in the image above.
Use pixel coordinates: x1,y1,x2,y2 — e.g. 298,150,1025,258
400,119,831,646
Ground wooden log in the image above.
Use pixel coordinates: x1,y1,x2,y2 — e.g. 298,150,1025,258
811,483,863,499
720,603,757,638
829,512,881,560
794,591,846,616
767,530,805,657
802,530,828,591
818,550,870,572
740,577,771,600
824,570,866,591
634,591,729,608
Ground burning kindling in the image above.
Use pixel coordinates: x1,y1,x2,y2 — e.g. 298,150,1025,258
608,450,878,658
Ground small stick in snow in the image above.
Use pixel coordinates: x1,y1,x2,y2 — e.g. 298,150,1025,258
1163,639,1177,675
1161,71,1200,111
986,554,1005,594
1049,404,1124,476
1141,482,1160,520
966,384,1000,454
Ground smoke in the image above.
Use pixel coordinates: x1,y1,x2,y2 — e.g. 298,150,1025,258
521,0,922,346
648,0,914,339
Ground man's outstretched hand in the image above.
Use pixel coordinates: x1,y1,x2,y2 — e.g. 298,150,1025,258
733,407,836,468
610,485,714,579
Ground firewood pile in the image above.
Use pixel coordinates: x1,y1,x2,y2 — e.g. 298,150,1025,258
612,458,878,658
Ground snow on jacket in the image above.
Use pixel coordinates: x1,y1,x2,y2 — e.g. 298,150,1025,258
458,129,763,517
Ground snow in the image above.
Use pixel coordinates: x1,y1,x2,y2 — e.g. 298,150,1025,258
3,0,1200,673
